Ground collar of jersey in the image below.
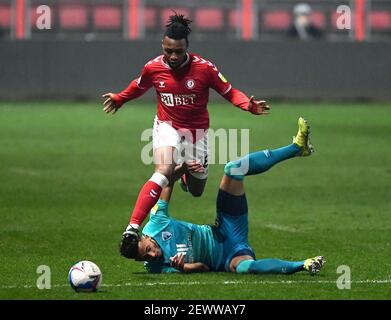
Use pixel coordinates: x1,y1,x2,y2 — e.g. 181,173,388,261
161,53,190,70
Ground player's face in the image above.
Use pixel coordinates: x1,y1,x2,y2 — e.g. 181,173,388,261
162,36,188,69
135,236,163,262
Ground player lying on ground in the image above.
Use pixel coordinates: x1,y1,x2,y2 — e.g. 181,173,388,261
120,117,326,275
101,12,270,243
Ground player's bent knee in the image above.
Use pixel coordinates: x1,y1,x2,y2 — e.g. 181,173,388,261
186,174,207,197
188,188,204,197
155,164,174,178
224,161,244,181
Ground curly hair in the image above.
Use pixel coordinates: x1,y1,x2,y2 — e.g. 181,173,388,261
164,11,192,45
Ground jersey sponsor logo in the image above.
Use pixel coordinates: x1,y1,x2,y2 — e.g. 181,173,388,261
186,79,195,89
159,81,165,88
218,72,228,83
162,231,172,241
160,93,196,107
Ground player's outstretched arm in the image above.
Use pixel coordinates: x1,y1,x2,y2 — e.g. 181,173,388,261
223,88,270,115
102,93,119,115
101,65,152,115
101,80,150,115
246,95,271,115
206,59,270,115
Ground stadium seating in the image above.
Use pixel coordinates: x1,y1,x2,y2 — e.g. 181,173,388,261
261,11,291,31
1,1,390,41
369,11,391,31
30,6,39,28
0,5,11,28
93,6,121,30
228,9,240,30
59,4,88,29
194,8,224,30
144,6,157,29
311,10,326,30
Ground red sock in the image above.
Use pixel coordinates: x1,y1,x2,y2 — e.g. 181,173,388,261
129,172,168,226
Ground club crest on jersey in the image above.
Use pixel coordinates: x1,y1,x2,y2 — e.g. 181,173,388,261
162,231,172,241
185,79,195,89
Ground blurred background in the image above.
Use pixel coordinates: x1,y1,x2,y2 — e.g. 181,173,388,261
0,0,390,101
1,0,391,41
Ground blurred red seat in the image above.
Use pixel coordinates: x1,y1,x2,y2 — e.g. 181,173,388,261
194,8,224,30
0,5,11,28
228,9,241,29
59,5,88,29
311,10,326,29
262,11,291,30
93,6,121,29
30,6,39,27
144,6,157,29
369,11,391,30
161,8,190,27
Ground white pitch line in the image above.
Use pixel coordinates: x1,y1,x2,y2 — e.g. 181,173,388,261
264,224,302,233
9,167,40,176
1,279,391,290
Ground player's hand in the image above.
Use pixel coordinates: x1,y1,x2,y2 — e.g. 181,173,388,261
170,253,185,271
102,93,120,115
185,160,204,173
247,96,270,115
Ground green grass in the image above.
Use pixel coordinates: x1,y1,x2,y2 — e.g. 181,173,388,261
0,101,390,299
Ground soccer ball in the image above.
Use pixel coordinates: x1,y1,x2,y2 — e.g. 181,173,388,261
68,260,102,292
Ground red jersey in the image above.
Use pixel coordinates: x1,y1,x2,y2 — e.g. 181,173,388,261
112,52,251,133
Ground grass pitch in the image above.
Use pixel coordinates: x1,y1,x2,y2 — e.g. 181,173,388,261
0,101,390,300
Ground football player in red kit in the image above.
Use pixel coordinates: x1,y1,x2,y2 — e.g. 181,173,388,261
101,12,270,256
